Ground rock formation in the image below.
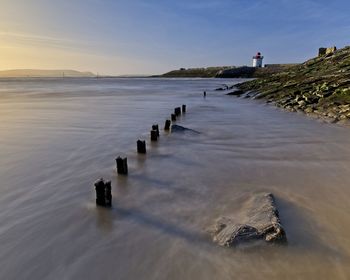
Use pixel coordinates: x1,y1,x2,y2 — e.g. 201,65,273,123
319,46,337,57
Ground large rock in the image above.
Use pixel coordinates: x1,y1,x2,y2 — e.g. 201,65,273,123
211,193,287,247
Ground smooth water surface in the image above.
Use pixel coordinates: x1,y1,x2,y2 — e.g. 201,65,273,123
1,78,350,279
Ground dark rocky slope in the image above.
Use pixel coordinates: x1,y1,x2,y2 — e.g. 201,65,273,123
236,46,350,123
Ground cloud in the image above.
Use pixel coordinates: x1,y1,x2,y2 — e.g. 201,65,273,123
0,31,86,51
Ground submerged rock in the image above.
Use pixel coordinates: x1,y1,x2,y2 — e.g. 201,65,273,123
215,84,229,91
211,193,286,247
226,89,244,96
171,124,200,134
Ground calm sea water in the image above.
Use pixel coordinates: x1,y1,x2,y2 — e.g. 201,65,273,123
1,77,350,279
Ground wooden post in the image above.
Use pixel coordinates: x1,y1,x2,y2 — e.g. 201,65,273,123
164,119,171,130
95,178,105,206
94,178,112,207
152,124,160,136
137,140,146,154
150,130,158,141
104,181,112,207
116,157,128,175
175,107,181,116
182,104,186,113
171,114,176,121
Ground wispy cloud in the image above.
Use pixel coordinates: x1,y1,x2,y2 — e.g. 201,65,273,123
0,31,86,50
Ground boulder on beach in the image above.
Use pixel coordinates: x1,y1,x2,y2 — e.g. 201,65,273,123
210,192,287,247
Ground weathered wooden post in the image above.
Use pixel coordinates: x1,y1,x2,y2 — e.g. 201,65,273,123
104,181,112,206
175,107,181,116
150,130,158,141
116,157,128,175
152,124,160,136
95,178,105,206
94,178,112,207
171,114,176,121
137,140,146,154
164,119,171,130
182,104,186,113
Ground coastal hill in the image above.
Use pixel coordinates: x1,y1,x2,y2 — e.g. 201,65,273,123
161,67,232,78
216,64,297,78
161,65,296,78
236,46,350,123
0,69,95,78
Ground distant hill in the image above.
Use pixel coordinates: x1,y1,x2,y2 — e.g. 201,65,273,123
0,69,95,78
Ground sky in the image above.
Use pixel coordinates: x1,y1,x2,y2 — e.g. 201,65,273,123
0,0,350,75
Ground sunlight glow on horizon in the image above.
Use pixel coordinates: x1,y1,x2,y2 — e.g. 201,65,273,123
0,31,160,75
1,0,350,75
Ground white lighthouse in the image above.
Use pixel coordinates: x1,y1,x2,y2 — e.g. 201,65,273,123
252,52,264,67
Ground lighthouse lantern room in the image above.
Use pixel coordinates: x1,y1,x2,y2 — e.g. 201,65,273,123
252,52,264,67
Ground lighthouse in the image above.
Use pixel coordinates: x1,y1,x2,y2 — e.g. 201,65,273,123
252,52,264,67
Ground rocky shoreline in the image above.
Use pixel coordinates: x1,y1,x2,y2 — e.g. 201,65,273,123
228,88,350,125
234,46,350,125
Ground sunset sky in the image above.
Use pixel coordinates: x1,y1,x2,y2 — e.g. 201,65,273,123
1,0,349,75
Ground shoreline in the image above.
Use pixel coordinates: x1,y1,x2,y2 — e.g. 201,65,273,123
228,88,350,126
233,46,350,126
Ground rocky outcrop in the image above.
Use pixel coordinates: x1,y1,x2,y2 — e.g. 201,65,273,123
236,46,350,124
319,46,337,57
210,193,286,247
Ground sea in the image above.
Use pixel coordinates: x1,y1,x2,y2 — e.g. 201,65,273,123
1,77,350,279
